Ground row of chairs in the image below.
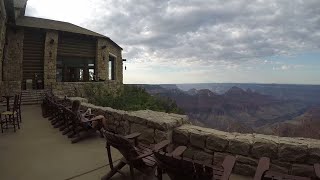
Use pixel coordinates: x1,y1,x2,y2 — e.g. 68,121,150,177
0,94,22,133
41,94,100,143
103,130,320,180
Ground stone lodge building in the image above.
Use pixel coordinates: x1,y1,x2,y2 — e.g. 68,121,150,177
0,0,123,96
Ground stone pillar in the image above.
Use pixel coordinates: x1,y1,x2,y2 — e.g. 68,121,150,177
3,27,23,81
43,30,58,88
0,10,6,82
108,42,123,83
96,38,108,81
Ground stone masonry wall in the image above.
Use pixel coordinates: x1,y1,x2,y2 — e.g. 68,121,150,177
66,97,189,144
53,81,123,97
172,125,320,177
96,38,108,81
0,0,7,82
108,42,123,83
43,30,58,88
0,81,21,96
3,27,23,81
64,96,320,178
96,38,123,83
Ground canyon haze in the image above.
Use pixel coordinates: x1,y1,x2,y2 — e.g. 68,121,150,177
136,83,320,139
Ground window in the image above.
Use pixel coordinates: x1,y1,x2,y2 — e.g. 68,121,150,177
56,56,95,82
109,55,116,80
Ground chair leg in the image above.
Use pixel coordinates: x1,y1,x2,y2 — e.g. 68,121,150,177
12,115,16,132
157,167,163,180
101,161,126,180
16,115,20,129
19,108,22,123
130,165,135,180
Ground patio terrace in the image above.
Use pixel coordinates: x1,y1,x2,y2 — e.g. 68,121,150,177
0,105,250,180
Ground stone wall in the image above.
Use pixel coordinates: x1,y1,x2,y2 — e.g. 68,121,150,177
0,0,7,81
96,38,108,81
66,97,189,144
0,81,21,96
172,125,320,177
96,38,123,83
108,41,123,83
43,30,58,88
2,27,23,81
64,96,320,178
53,81,123,97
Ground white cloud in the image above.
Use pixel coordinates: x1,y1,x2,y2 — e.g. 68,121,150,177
25,0,320,83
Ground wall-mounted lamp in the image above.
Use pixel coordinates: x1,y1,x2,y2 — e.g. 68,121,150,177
49,52,52,58
50,39,55,44
123,59,127,70
101,45,107,49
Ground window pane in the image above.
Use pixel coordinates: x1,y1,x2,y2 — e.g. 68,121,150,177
56,56,95,82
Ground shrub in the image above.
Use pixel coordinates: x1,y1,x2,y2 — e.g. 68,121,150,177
83,84,184,114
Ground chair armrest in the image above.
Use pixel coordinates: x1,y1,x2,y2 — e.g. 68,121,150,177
84,114,95,119
132,151,154,161
253,157,270,180
125,132,141,139
154,140,170,152
220,155,236,180
315,164,320,178
169,146,187,157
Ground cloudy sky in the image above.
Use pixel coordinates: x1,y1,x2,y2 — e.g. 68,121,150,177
25,0,320,84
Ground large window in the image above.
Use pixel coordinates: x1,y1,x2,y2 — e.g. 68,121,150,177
109,54,116,80
56,56,95,82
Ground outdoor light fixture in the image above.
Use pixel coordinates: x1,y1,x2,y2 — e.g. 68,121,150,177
101,45,107,49
50,39,54,44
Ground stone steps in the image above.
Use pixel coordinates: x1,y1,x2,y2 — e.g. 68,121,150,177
21,89,48,105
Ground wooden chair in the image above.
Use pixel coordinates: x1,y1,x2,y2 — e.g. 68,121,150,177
314,164,320,179
154,146,236,180
17,93,22,122
0,95,20,133
102,130,171,180
66,109,103,143
254,157,317,180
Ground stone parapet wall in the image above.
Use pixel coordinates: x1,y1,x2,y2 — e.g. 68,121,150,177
172,125,320,177
66,97,189,144
63,96,320,178
53,81,122,97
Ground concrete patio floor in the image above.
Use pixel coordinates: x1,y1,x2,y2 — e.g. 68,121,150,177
0,105,250,180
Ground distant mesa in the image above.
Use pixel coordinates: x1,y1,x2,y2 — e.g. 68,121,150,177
225,86,246,96
186,88,198,95
197,89,218,96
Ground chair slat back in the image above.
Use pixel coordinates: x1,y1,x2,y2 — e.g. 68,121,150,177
154,151,217,180
104,130,142,163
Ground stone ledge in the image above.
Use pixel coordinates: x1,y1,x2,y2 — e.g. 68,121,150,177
172,124,320,172
62,96,320,177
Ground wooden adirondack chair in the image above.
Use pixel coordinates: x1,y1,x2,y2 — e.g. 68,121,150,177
315,164,320,179
102,130,171,180
65,109,104,143
254,157,317,180
154,146,236,180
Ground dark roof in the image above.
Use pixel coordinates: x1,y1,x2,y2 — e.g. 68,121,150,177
16,16,122,49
